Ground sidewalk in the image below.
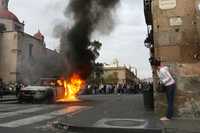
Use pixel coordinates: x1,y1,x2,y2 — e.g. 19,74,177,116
163,119,200,133
0,95,17,102
56,95,200,133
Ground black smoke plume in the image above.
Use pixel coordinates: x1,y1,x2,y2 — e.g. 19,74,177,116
60,0,120,80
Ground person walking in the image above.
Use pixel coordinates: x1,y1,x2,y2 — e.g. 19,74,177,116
155,60,176,121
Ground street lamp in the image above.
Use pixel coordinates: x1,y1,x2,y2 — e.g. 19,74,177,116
144,36,152,48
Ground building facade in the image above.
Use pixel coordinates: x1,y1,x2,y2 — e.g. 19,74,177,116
144,0,200,118
103,65,138,85
0,0,64,84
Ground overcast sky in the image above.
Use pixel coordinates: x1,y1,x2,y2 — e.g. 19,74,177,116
9,0,152,78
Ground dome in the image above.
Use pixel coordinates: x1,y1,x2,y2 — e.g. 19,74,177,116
34,30,44,41
0,9,19,22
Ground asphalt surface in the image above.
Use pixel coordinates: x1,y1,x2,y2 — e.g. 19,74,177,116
0,95,17,102
58,95,163,133
57,95,200,133
0,94,162,133
0,98,91,133
1,95,198,133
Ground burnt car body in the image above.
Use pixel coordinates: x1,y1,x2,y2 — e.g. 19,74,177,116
18,78,65,103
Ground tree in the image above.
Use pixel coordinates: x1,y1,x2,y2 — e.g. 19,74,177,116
88,40,103,85
89,40,102,60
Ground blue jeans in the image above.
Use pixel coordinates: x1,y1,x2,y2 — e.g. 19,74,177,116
165,83,176,119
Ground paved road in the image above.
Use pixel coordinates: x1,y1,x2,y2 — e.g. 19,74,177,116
0,100,91,133
1,95,199,133
0,95,163,133
59,95,162,133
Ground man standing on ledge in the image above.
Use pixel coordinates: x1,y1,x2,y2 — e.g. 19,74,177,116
155,59,176,121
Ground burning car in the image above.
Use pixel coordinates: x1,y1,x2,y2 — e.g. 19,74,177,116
18,74,85,103
56,74,85,102
18,78,65,103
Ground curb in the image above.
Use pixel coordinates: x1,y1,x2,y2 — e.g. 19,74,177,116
55,122,163,133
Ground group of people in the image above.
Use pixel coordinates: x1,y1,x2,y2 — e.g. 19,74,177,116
0,78,24,98
84,82,152,95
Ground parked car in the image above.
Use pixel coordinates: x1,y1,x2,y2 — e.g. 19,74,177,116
18,78,64,103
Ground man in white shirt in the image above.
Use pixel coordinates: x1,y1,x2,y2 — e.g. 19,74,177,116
155,60,176,121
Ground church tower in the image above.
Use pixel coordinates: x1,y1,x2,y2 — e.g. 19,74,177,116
0,0,9,10
0,0,24,32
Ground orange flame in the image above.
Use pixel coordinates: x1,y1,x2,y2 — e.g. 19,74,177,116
57,74,85,102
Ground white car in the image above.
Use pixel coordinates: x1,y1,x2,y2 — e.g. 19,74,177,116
18,81,64,103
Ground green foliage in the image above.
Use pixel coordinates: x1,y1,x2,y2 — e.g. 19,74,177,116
88,40,103,85
89,62,104,85
89,40,102,59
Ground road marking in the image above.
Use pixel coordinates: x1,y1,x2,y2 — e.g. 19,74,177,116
0,106,25,112
0,104,18,108
0,101,18,104
0,106,90,128
0,105,39,112
0,106,55,119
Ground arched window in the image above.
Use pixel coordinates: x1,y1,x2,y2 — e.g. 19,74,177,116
28,44,33,57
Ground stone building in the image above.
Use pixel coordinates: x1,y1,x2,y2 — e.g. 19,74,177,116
0,0,64,84
144,0,200,118
103,64,138,85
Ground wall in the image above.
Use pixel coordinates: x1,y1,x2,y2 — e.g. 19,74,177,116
0,32,17,82
0,19,13,31
0,31,64,84
152,0,200,118
0,18,24,32
17,32,64,85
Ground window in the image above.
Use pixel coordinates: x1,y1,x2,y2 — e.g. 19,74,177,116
0,23,6,32
15,24,22,32
28,44,33,57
